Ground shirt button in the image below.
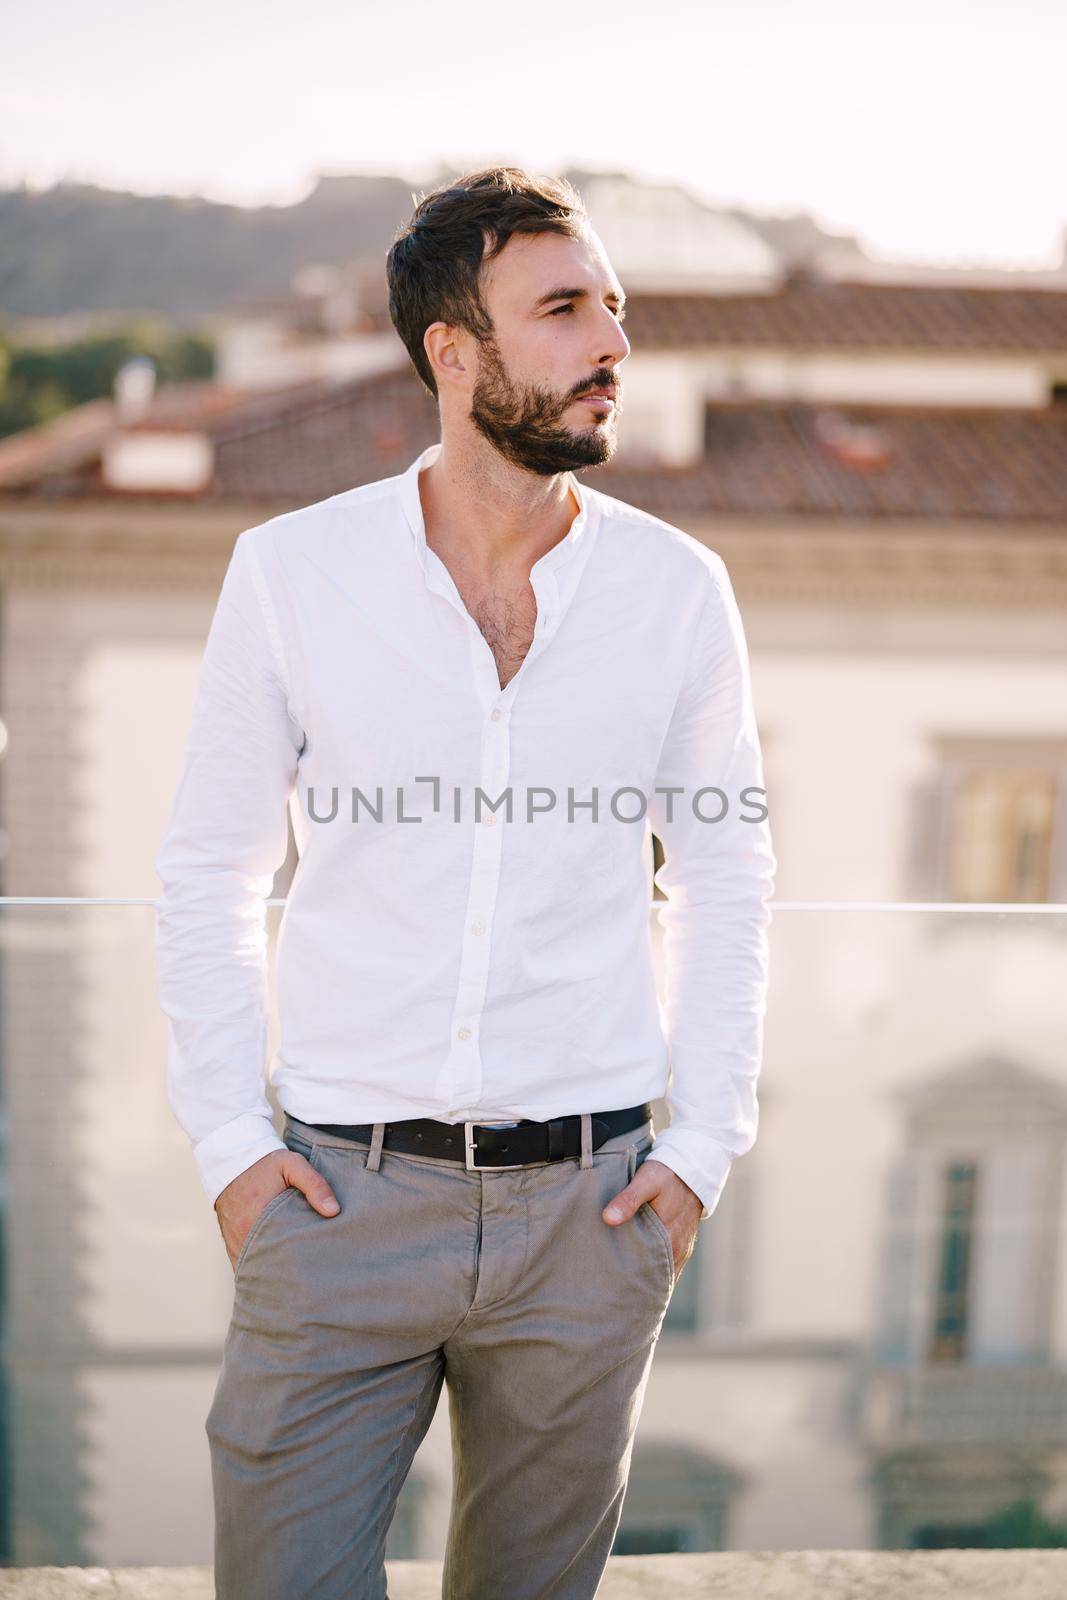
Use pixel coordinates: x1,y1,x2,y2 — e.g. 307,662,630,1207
483,813,496,826
490,709,502,721
471,920,486,935
457,1026,472,1040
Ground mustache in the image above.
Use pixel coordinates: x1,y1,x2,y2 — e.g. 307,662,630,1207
572,370,619,399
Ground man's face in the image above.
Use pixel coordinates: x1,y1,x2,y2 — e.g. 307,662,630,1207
467,226,630,476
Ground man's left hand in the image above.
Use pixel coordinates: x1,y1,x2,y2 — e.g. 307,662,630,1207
602,1158,701,1281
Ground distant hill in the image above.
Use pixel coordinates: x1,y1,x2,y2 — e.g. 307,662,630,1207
0,172,433,321
6,169,1064,327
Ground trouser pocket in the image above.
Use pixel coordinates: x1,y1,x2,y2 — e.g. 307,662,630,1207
232,1132,323,1288
625,1138,676,1296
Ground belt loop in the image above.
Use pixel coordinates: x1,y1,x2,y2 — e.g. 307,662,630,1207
579,1111,593,1169
366,1121,386,1172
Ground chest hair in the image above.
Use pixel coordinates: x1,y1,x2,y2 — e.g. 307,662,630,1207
461,577,539,690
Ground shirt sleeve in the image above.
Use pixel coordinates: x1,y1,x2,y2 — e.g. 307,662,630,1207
153,527,304,1209
645,556,777,1220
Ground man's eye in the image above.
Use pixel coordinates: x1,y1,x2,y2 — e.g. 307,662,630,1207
549,302,625,319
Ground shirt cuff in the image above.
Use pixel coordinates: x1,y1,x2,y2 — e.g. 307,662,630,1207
646,1131,735,1221
194,1111,288,1209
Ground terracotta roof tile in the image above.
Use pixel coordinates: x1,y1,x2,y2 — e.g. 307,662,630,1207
0,377,320,492
204,367,439,503
597,401,1067,522
200,375,1067,524
623,277,1067,350
5,277,1067,523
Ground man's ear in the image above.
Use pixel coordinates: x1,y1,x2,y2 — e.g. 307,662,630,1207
423,321,467,392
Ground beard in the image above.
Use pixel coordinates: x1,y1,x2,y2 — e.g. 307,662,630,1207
469,336,620,477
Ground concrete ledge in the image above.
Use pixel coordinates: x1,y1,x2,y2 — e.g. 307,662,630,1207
3,1553,1067,1598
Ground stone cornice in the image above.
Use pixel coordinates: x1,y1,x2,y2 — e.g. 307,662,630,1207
0,500,289,588
9,1552,1067,1594
690,519,1067,608
1,499,1066,605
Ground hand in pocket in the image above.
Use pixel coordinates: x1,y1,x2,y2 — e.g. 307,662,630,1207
214,1148,340,1272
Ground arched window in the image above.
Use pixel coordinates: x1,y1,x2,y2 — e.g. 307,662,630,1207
612,1441,745,1554
385,1467,432,1560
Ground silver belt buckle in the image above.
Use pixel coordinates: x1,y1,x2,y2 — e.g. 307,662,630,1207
464,1121,531,1171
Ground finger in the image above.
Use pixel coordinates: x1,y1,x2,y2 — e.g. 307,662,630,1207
602,1181,649,1225
285,1154,340,1216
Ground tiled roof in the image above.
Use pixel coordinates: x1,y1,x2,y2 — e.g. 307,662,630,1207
622,277,1067,350
601,401,1067,523
204,367,439,504
200,371,1067,524
3,356,1067,525
0,377,323,493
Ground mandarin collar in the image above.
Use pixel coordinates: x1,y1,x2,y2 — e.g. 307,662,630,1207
398,442,594,574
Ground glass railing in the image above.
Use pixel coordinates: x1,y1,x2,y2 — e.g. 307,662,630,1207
1,897,1065,1566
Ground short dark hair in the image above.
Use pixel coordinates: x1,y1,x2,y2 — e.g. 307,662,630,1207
386,166,587,399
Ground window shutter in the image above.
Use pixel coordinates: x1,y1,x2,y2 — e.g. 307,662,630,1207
969,1144,1050,1363
904,774,951,902
1048,768,1067,903
874,1148,934,1363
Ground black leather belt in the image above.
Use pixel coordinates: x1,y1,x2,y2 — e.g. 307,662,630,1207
302,1102,653,1171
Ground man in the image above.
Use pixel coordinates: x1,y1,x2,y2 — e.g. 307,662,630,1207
154,165,776,1600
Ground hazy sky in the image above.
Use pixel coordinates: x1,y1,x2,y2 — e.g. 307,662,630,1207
3,0,1062,268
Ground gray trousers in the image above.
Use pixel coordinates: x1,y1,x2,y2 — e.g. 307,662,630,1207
206,1110,677,1599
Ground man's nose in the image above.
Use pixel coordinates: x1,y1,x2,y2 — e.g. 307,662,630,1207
593,314,630,370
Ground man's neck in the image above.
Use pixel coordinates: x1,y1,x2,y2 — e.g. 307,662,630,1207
419,434,580,578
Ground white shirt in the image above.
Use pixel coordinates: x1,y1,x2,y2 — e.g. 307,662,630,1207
154,442,777,1217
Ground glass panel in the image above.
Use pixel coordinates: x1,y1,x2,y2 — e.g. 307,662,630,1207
951,770,1057,901
3,901,1067,1565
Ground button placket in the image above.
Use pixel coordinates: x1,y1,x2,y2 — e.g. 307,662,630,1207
435,661,513,1110
434,565,562,1113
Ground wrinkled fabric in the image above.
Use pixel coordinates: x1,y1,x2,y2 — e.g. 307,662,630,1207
154,442,777,1217
207,1116,675,1599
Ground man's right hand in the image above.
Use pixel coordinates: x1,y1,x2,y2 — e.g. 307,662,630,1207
214,1149,341,1273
